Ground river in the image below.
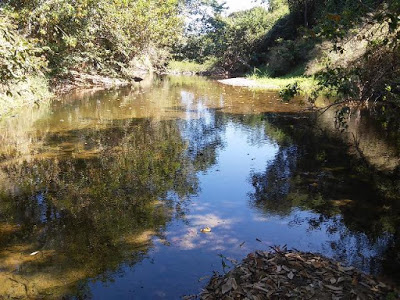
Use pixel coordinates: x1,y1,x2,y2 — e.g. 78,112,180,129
0,76,399,299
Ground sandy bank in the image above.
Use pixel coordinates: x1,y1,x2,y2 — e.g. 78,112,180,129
218,77,280,90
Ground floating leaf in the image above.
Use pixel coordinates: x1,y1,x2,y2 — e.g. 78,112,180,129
200,227,211,233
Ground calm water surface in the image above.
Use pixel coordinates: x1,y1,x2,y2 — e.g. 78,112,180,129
0,76,399,299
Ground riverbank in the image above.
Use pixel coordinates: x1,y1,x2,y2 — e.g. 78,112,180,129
51,71,138,95
218,77,280,90
0,71,146,121
166,60,219,76
167,60,316,93
0,76,52,120
201,249,399,300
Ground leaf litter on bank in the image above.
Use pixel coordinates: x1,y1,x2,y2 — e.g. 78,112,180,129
200,248,399,299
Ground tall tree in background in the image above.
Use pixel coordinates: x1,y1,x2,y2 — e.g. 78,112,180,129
287,0,315,27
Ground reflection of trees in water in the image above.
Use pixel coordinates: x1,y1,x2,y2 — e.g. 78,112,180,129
0,116,222,298
180,110,226,173
250,146,298,215
320,108,400,172
246,113,400,281
1,78,400,296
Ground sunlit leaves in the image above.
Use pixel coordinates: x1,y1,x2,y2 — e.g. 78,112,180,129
6,0,183,73
0,13,47,92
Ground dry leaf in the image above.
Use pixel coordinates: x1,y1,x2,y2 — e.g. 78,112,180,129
221,277,237,294
324,284,343,291
199,249,398,300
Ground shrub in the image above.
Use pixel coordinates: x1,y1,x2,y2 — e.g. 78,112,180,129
6,0,183,75
266,38,314,77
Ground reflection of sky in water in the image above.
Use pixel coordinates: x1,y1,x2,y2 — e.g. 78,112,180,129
88,118,389,299
35,192,60,223
1,77,398,299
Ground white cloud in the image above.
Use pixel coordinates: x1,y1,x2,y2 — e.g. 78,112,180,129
167,213,238,250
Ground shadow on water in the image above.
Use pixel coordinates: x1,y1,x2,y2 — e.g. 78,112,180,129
0,75,399,298
0,118,207,298
247,112,400,279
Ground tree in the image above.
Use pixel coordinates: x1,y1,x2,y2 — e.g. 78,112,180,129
287,0,316,27
4,0,184,74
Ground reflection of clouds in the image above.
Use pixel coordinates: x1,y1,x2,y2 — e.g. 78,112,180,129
191,202,212,212
188,213,234,228
253,215,269,222
167,213,239,250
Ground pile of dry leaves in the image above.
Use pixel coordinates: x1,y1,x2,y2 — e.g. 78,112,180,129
200,248,398,299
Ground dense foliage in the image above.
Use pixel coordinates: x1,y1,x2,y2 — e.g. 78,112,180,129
1,0,399,113
0,12,46,89
174,0,289,73
174,0,399,109
4,0,183,76
0,11,51,116
0,0,185,115
268,0,400,106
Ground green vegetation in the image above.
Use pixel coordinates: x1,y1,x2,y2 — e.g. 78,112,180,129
248,66,316,92
1,0,399,118
167,58,217,74
0,0,184,117
0,11,51,117
174,0,400,111
173,1,289,74
8,0,182,76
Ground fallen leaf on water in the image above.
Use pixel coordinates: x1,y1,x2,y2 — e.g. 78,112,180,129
200,227,211,233
198,275,211,282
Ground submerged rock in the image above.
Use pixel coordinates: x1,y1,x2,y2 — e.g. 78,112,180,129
200,248,398,299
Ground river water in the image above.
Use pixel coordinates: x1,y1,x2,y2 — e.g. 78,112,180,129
0,76,399,299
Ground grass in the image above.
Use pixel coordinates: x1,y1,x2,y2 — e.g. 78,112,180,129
246,65,317,93
167,58,216,74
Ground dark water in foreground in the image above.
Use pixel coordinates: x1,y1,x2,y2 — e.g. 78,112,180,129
0,76,399,299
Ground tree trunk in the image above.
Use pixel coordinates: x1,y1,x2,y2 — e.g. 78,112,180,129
304,1,308,27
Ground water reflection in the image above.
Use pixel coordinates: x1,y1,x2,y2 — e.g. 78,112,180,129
0,76,399,299
0,117,209,298
249,112,400,280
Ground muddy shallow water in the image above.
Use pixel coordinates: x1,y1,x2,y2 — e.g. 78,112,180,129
0,76,399,299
